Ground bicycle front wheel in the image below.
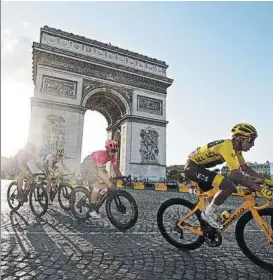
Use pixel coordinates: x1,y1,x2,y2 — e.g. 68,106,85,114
236,208,273,272
105,189,138,231
58,184,73,211
29,183,48,217
157,198,205,250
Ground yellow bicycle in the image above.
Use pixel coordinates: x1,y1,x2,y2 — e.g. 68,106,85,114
157,182,273,272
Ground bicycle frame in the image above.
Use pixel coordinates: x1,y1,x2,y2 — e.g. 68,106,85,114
177,183,273,244
95,176,131,209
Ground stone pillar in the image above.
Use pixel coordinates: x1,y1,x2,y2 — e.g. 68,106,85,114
28,65,85,174
28,99,85,174
124,119,167,181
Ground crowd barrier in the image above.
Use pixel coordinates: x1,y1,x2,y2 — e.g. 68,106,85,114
1,176,265,198
69,178,264,198
114,181,263,197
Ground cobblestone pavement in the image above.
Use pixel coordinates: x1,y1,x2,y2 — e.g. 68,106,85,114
1,180,273,280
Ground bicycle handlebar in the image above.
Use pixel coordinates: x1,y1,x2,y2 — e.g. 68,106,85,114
32,173,46,178
113,175,131,181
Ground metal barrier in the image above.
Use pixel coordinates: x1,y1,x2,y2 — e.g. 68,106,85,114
70,178,265,198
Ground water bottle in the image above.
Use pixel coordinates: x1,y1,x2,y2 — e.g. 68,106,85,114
97,188,108,204
219,210,231,224
23,180,30,193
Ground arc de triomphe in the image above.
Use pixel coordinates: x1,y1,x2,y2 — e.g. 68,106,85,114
29,26,173,180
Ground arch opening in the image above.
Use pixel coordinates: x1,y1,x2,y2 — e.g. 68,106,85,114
82,88,130,127
81,89,127,171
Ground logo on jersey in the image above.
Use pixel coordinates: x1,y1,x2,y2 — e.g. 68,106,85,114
194,172,209,182
207,140,224,148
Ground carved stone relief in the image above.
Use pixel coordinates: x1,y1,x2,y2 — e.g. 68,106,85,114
137,95,163,115
41,75,77,99
139,126,159,163
41,114,66,155
41,28,167,78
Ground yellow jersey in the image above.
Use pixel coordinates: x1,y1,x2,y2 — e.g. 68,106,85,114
188,139,245,170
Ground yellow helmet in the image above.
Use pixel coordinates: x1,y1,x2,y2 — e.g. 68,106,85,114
231,123,258,138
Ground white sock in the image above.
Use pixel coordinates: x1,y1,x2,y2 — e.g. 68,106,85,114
205,204,217,216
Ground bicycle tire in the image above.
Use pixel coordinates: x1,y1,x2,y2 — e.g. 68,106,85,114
7,181,22,211
105,189,138,231
69,185,90,221
235,208,273,272
29,183,48,217
157,198,205,250
58,183,73,211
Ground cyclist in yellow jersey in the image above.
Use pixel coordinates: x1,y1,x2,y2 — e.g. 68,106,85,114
184,123,273,229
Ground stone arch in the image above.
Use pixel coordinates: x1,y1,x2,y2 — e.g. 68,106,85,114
29,26,172,178
82,87,131,126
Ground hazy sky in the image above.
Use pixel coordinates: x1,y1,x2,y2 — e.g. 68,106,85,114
1,1,273,167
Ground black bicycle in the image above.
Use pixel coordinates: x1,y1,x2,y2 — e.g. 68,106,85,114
48,173,74,211
69,175,138,231
7,173,48,217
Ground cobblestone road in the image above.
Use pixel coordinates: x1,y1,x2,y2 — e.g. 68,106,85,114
1,180,272,280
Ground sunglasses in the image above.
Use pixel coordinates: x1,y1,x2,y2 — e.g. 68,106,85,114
246,137,256,144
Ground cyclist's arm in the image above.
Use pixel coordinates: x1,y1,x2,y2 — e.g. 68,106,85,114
111,157,122,178
34,157,45,172
17,153,29,173
60,158,71,174
219,143,260,192
240,164,265,181
230,169,260,192
113,166,122,178
47,158,56,174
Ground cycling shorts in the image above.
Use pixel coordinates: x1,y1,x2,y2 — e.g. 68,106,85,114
184,160,225,191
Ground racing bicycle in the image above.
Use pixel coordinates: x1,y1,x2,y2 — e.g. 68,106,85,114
69,175,138,231
157,181,273,272
7,173,48,217
48,173,74,211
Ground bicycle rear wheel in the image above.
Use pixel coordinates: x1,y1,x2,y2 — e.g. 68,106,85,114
236,208,273,272
105,189,138,231
69,186,90,220
29,183,48,217
157,198,205,250
7,181,22,211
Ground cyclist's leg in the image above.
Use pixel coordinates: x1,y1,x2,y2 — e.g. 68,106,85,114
206,176,236,214
17,166,30,202
17,171,25,202
184,160,236,228
90,180,107,204
84,160,102,204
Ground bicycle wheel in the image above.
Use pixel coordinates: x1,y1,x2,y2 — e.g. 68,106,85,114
29,183,48,217
236,208,273,272
58,184,73,211
7,181,22,211
105,189,138,231
69,186,90,220
157,198,205,250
